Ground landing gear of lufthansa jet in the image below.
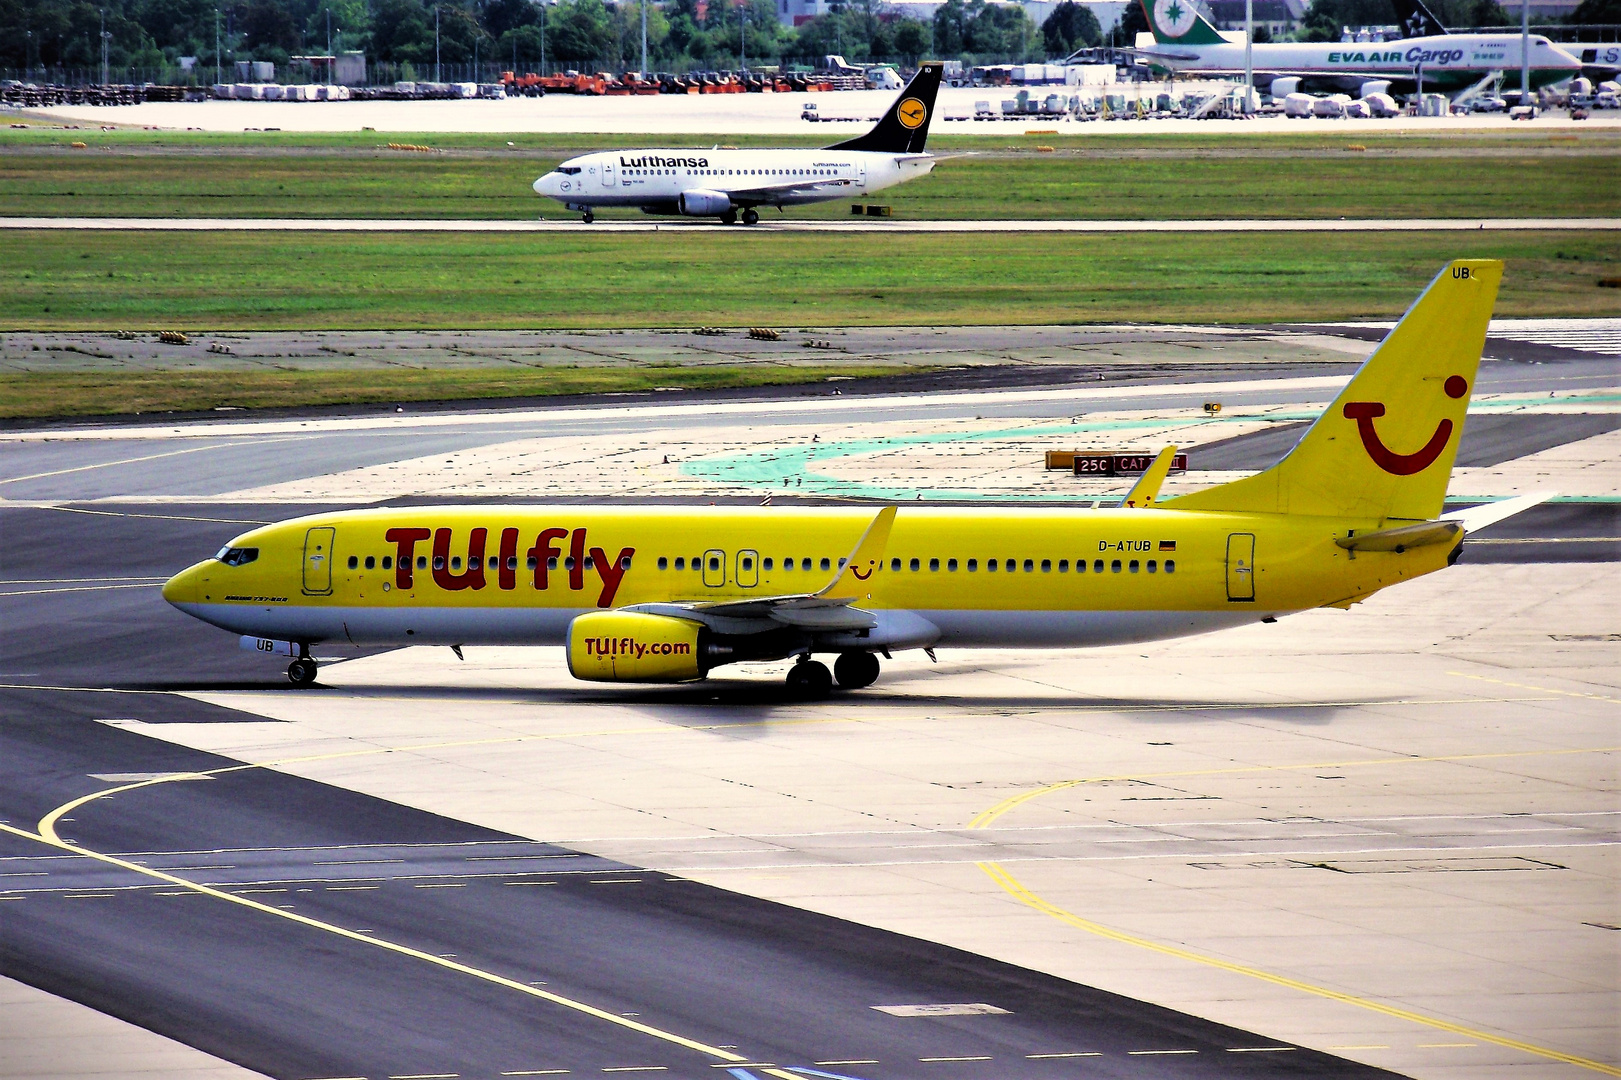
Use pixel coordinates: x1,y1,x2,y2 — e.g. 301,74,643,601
721,208,738,226
786,659,832,698
287,658,318,686
741,208,760,226
834,651,880,689
581,210,595,224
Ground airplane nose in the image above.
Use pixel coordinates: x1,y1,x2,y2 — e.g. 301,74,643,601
534,173,556,195
162,562,208,607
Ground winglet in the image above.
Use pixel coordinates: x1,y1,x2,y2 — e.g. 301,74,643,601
816,506,898,600
1121,446,1178,509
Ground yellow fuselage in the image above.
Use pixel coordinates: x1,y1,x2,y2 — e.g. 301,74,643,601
163,505,1449,653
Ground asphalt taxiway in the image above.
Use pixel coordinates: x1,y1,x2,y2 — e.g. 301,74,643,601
1,330,1616,1080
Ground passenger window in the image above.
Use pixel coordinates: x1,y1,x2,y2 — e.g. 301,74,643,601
929,558,939,571
383,556,392,570
659,557,669,570
947,558,957,571
709,556,720,571
434,556,445,570
820,558,831,571
1041,559,1051,572
783,558,794,571
1076,559,1085,573
418,555,428,569
365,555,376,570
1129,559,1139,573
529,556,539,569
564,557,575,570
674,557,685,570
838,558,846,568
763,558,773,570
1111,559,1122,573
1165,560,1176,573
891,558,901,571
1058,560,1068,572
742,557,754,570
1147,560,1157,573
507,556,518,570
909,558,920,571
1024,559,1034,572
802,558,812,571
1007,557,1017,571
584,557,595,569
1093,559,1104,573
549,557,559,570
451,556,462,570
988,559,998,571
489,556,500,569
967,559,978,571
620,556,632,569
348,556,359,569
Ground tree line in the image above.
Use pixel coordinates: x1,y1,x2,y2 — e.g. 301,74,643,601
2,0,1610,77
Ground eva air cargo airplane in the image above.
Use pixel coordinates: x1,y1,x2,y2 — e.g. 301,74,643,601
531,63,941,225
164,261,1547,695
1134,0,1579,95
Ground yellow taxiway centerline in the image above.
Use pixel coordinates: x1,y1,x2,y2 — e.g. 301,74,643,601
970,739,1621,1076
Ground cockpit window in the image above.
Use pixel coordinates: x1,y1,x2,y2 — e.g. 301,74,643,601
216,546,259,566
558,166,582,175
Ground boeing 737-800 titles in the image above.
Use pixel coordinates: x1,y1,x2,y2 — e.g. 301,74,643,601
164,261,1549,697
531,63,941,224
1134,0,1579,95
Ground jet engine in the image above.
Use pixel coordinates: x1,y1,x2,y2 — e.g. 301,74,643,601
677,189,733,217
566,611,708,682
1359,80,1392,99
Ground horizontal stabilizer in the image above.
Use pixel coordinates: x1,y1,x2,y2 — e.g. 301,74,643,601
1441,491,1556,533
1337,520,1461,552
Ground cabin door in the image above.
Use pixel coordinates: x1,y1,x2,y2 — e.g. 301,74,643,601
302,527,335,596
1225,533,1255,602
702,548,726,588
601,159,616,188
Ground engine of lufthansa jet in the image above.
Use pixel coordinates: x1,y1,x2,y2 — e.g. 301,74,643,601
676,189,732,217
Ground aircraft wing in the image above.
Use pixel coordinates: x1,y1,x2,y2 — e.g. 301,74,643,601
623,506,898,632
727,177,857,204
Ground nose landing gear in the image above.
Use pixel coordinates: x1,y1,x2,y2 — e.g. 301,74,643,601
581,209,595,224
287,658,318,686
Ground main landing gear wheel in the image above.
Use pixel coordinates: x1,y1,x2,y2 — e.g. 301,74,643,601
786,659,832,699
834,651,880,689
721,209,738,226
581,210,594,224
741,208,760,226
287,658,318,687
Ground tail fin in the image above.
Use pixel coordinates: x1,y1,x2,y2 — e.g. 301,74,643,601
1391,0,1450,38
1138,0,1226,46
1167,260,1503,523
826,62,942,154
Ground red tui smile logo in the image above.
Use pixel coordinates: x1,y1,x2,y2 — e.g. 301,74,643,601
1343,375,1468,476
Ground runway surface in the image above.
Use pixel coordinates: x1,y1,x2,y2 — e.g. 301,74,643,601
1,504,1397,1080
5,216,1618,232
2,347,1616,1080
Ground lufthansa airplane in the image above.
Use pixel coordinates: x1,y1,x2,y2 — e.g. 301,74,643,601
1134,0,1580,95
164,260,1548,695
530,63,941,225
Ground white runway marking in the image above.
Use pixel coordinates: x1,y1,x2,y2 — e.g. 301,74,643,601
2,216,1617,233
1334,317,1621,356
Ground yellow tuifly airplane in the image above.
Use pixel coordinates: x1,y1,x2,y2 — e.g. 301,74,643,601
165,260,1549,695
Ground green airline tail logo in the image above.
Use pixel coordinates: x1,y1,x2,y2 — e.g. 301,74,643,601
1146,0,1225,42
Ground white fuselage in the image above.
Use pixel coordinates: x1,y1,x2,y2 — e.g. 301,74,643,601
533,148,935,213
1145,32,1581,91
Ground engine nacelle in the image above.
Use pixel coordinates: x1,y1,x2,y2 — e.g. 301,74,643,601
677,189,733,216
1269,76,1301,98
1358,80,1391,99
567,611,705,682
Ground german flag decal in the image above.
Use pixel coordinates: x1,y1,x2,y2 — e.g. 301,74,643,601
1159,540,1177,551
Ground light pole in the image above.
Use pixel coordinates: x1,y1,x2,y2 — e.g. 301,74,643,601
740,0,746,72
214,9,220,84
99,9,110,85
1519,0,1530,100
326,8,332,82
540,3,546,74
435,5,441,82
1243,0,1253,112
641,0,648,78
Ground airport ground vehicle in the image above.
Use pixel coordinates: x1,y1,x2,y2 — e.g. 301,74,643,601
165,262,1547,695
